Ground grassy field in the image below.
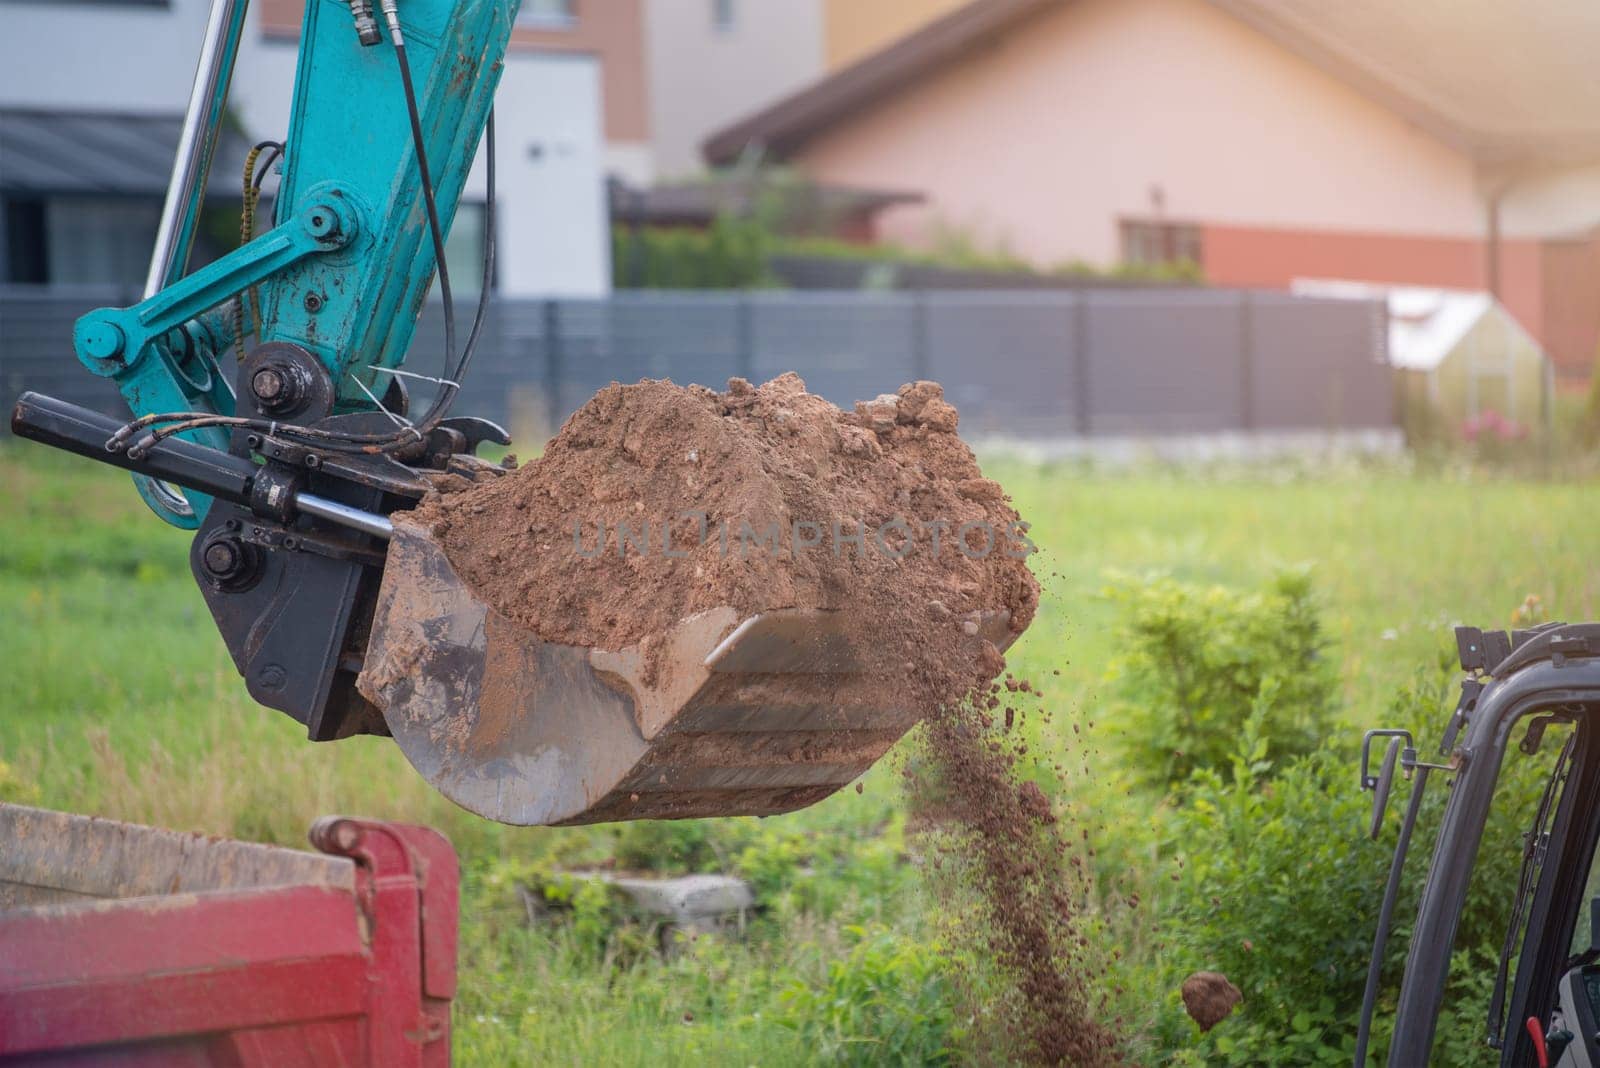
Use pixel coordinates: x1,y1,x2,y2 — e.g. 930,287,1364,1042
2,444,1595,1063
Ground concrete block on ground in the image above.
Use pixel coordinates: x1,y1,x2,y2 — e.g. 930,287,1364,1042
518,871,756,940
607,873,754,928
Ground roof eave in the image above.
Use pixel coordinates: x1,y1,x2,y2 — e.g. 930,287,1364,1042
702,0,1063,166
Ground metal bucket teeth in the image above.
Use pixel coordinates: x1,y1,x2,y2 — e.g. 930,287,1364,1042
358,518,1013,825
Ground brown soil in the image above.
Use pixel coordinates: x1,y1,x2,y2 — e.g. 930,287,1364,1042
1181,971,1242,1032
413,373,1035,661
414,373,1114,1064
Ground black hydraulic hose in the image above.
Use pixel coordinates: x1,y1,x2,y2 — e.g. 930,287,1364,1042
1354,765,1433,1068
450,109,496,404
391,35,457,433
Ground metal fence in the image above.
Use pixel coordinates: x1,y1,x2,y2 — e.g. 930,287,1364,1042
1,287,1391,444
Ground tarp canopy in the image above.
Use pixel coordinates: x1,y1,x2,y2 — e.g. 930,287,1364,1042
0,110,251,198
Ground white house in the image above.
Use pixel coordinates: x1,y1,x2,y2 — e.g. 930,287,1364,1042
0,0,609,296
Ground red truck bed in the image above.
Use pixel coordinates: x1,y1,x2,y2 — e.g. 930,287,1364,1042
0,804,459,1066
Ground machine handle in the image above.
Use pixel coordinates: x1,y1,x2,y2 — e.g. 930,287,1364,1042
1526,1016,1550,1068
10,391,257,508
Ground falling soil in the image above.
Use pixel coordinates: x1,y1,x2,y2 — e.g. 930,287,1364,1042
414,373,1114,1063
909,673,1121,1065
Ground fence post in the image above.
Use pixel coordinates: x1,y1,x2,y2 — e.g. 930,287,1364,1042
1073,293,1091,436
542,298,562,435
911,292,929,382
736,293,754,381
1238,291,1255,432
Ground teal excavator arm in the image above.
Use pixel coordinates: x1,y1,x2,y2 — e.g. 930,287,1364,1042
11,0,521,741
70,0,518,526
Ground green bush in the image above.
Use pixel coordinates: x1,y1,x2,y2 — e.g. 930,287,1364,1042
1131,659,1568,1066
610,199,1206,289
776,924,964,1065
502,869,662,966
741,828,917,926
612,215,773,289
732,825,808,900
1142,714,1386,1065
1579,368,1600,448
773,234,1204,283
1102,569,1337,791
611,818,728,873
0,759,39,804
1051,257,1205,283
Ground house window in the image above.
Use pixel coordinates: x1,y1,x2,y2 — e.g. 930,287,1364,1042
712,0,736,32
1120,219,1203,268
44,197,163,286
442,203,490,297
3,198,48,284
517,0,575,30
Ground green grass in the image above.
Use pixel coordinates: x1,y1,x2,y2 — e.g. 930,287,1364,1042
2,444,1595,1063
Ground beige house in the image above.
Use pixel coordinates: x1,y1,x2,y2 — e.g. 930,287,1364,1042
707,0,1600,381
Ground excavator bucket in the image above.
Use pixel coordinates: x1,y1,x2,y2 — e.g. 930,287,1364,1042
357,517,1018,825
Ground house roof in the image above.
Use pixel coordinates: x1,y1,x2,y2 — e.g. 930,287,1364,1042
702,0,1062,166
0,110,252,197
704,0,1600,171
1210,0,1600,169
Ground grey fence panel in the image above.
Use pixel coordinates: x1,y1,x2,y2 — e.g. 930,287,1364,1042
1248,293,1392,430
1085,291,1247,435
486,298,559,434
554,295,744,417
1,286,1396,445
0,287,133,421
768,254,1175,292
924,292,1078,437
748,293,919,409
408,301,550,434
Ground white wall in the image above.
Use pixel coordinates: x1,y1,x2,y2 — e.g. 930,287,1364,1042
229,7,610,295
0,0,213,112
230,15,299,144
644,0,824,178
469,53,610,296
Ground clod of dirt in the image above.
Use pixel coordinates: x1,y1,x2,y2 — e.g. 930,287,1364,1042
1017,780,1055,824
1181,971,1243,1031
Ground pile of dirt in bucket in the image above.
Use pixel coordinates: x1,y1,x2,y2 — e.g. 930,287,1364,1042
413,372,1036,674
413,373,1114,1063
